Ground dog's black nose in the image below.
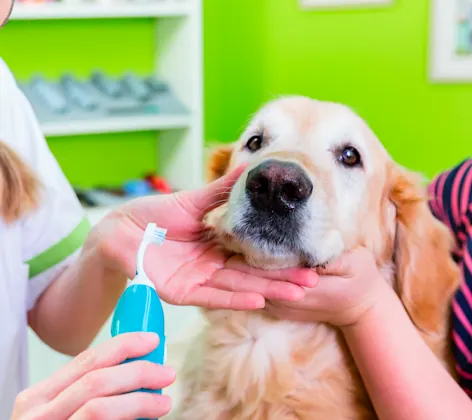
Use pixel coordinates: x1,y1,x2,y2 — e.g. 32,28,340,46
245,159,313,214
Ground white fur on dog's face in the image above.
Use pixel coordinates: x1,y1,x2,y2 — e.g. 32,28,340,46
212,96,394,270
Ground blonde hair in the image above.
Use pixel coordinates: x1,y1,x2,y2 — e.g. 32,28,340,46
0,142,39,223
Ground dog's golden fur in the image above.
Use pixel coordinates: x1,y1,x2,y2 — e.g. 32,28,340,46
173,97,460,419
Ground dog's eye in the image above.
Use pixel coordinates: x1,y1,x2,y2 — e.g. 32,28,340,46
338,146,362,167
245,135,263,152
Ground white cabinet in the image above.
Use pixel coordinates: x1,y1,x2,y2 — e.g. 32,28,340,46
10,0,204,191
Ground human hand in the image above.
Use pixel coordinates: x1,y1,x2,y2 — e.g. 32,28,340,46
265,248,393,327
0,0,13,26
87,166,317,310
12,333,175,420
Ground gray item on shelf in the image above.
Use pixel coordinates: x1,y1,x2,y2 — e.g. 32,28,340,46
30,76,69,115
146,76,170,94
91,71,123,98
122,72,153,102
19,72,190,127
83,189,160,207
62,75,99,111
82,190,131,207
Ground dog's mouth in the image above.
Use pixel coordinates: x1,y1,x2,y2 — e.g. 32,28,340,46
233,207,306,254
231,219,321,269
218,159,325,269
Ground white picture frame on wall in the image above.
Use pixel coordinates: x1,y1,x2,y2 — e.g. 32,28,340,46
299,0,392,9
430,0,472,82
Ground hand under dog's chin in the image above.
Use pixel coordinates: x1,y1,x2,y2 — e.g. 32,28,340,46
210,210,343,270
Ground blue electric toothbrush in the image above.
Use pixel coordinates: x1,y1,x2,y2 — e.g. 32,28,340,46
110,223,167,414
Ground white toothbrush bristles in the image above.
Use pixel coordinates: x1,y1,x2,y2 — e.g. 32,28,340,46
143,223,167,246
136,223,167,279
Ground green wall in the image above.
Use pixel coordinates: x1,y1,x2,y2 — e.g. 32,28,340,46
0,19,157,187
203,0,266,143
264,0,471,176
205,0,470,177
0,0,470,187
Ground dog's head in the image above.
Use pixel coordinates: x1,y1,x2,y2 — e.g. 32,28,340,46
207,96,459,336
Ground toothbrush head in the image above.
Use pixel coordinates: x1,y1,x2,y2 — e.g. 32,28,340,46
143,223,167,246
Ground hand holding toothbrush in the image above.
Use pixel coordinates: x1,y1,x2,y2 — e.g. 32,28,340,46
87,165,317,310
12,333,174,420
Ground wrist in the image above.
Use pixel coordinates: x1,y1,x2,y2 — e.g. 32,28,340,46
340,281,399,334
82,225,128,284
86,210,137,277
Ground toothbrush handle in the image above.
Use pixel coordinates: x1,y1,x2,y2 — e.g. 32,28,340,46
110,285,166,393
111,285,166,420
121,336,166,395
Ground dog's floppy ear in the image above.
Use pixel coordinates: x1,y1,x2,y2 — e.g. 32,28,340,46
389,165,460,338
207,145,234,182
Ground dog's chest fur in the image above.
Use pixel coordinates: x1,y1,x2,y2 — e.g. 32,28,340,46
175,310,375,420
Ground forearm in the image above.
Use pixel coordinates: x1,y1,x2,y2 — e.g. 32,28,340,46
342,284,471,420
28,241,127,356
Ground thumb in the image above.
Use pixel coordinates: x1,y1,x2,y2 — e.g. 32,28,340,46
316,252,354,277
176,164,247,219
317,248,370,277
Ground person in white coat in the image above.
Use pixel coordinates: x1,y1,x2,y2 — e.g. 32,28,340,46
0,58,316,419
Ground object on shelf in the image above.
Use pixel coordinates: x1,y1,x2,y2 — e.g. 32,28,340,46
122,72,154,102
74,174,174,208
75,186,159,207
20,71,189,128
145,174,173,194
146,76,170,94
91,71,123,98
30,76,68,114
74,187,127,207
61,74,99,111
123,179,153,197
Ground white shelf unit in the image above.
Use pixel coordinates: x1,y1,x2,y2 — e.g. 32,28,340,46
10,0,204,191
10,1,193,20
41,114,192,137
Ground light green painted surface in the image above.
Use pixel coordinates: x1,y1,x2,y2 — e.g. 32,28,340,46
0,0,470,186
262,0,471,177
0,19,155,79
203,0,267,143
0,19,157,187
48,132,157,187
205,0,471,177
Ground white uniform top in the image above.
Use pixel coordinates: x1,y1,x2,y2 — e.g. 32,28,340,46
0,59,90,418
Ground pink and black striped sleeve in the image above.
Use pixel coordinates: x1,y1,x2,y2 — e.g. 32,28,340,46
428,158,472,395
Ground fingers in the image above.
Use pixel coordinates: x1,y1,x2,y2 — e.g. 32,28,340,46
209,268,307,302
317,248,371,277
175,164,247,219
45,361,175,419
316,252,355,276
68,392,172,420
33,333,159,402
224,255,318,288
184,286,266,310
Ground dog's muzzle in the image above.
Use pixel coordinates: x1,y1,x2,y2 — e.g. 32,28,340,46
245,159,313,215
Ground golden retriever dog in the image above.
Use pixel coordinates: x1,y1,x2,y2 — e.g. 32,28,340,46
173,96,460,419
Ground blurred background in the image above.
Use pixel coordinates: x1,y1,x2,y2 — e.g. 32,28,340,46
1,0,470,192
0,0,470,399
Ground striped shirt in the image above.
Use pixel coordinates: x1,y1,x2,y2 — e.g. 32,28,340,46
428,158,472,395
